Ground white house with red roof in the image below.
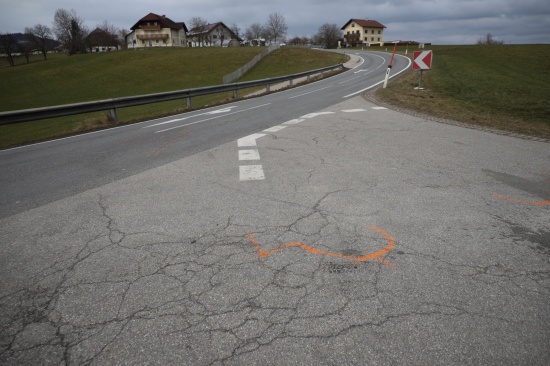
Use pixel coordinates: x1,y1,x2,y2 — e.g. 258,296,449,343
341,19,386,47
126,13,188,48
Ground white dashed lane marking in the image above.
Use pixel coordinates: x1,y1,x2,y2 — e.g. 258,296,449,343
263,126,287,133
237,107,388,181
239,165,265,181
239,150,260,161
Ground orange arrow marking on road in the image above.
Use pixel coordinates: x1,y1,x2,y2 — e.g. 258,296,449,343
248,226,395,266
492,193,550,206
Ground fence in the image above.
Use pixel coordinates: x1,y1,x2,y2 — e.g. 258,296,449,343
0,63,345,125
222,44,280,84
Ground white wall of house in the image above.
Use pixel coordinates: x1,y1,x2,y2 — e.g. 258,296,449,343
126,27,187,48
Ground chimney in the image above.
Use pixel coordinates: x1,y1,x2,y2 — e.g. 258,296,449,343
162,15,166,19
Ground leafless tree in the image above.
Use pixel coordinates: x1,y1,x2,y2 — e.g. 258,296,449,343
477,32,504,45
24,24,55,60
53,8,88,55
0,32,17,66
230,23,241,39
244,23,264,45
315,23,342,49
17,39,34,63
86,20,120,52
118,28,129,50
189,17,209,46
288,36,310,46
264,13,287,44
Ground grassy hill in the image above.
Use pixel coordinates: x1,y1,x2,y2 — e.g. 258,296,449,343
0,47,347,148
376,44,550,139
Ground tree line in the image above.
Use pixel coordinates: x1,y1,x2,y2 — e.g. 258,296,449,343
1,8,344,67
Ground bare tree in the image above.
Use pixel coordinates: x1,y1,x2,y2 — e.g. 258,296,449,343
24,24,55,60
264,13,287,44
86,20,120,52
244,23,264,45
17,39,34,63
118,28,129,50
315,23,342,49
189,17,209,46
0,32,17,66
53,8,88,55
230,23,241,39
477,32,504,45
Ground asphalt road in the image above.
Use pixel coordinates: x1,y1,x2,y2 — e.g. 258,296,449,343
0,51,408,219
1,51,549,365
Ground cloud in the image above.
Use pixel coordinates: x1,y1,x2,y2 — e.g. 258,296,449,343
0,0,548,44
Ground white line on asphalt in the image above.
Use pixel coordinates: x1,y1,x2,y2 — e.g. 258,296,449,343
301,112,335,119
154,103,271,133
283,119,305,125
239,165,265,181
342,109,367,112
239,149,261,161
263,125,287,133
339,69,376,84
372,107,388,110
342,56,412,98
238,133,266,147
143,105,238,128
288,85,333,99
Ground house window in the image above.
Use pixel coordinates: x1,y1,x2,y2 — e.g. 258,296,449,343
371,37,375,41
352,23,355,27
372,30,375,34
378,37,380,41
365,37,368,41
378,30,381,34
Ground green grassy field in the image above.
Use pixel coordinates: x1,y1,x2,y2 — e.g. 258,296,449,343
376,44,550,138
0,47,347,148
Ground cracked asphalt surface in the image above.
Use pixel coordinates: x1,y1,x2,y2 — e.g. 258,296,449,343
1,96,549,365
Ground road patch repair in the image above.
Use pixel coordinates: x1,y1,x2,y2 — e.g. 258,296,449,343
1,96,549,365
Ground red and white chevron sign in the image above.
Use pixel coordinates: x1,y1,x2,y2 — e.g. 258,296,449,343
413,50,433,70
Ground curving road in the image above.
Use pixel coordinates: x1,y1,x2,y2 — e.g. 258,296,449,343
1,50,548,366
0,51,409,219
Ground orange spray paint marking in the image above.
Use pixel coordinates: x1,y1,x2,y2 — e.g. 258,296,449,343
492,193,550,206
248,226,395,266
146,130,191,158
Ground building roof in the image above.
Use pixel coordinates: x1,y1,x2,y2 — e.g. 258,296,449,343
188,22,242,41
341,19,386,30
130,13,188,32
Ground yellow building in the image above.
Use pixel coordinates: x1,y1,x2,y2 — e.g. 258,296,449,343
126,13,188,48
341,19,386,47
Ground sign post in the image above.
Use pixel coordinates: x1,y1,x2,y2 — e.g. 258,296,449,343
412,50,432,89
383,41,399,89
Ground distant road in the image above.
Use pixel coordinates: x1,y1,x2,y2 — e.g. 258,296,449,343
0,51,410,219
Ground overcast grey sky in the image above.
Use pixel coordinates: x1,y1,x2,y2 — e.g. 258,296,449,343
1,0,548,44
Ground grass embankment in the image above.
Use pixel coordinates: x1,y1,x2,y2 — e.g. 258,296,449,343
376,44,550,139
0,47,346,148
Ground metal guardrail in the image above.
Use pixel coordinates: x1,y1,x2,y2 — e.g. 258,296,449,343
0,64,344,125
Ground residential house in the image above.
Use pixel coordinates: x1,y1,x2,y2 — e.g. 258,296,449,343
341,19,386,47
187,22,242,47
86,28,119,53
126,13,188,48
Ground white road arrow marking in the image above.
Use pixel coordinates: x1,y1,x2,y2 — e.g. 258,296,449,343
238,133,266,147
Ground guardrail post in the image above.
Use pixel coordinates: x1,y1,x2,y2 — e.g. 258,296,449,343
289,79,293,87
266,84,270,93
233,89,238,99
109,107,117,122
186,97,191,108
